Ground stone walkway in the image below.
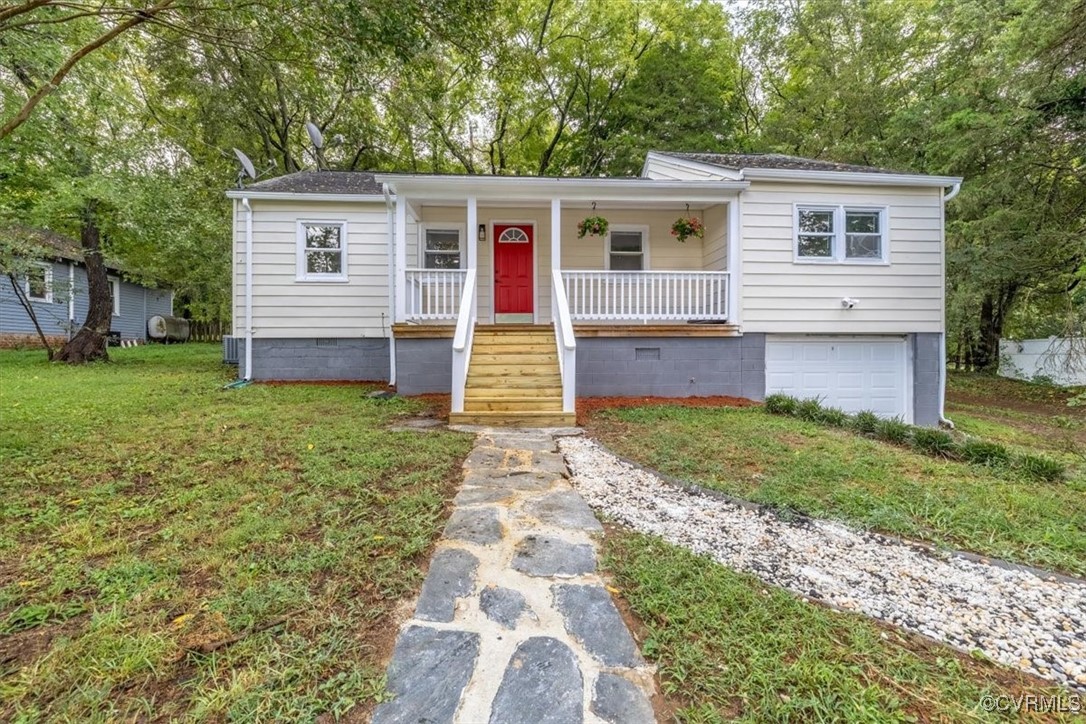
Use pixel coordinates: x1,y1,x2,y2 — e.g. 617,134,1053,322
372,430,657,724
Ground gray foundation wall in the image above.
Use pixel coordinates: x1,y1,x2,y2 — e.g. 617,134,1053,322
395,338,453,394
576,334,766,400
912,332,942,427
238,338,390,381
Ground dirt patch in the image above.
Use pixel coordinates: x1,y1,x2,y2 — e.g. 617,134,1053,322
0,614,89,675
578,395,755,426
406,393,452,420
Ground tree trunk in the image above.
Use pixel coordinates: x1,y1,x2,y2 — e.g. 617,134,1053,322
54,201,111,364
971,285,1019,373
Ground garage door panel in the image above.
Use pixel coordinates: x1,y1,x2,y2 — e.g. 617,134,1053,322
765,338,909,420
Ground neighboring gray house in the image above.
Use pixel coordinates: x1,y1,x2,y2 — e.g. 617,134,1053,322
226,152,961,427
0,229,173,347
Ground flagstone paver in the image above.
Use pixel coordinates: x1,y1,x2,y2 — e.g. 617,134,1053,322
372,429,657,724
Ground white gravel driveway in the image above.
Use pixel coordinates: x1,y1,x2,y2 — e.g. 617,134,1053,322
558,436,1086,692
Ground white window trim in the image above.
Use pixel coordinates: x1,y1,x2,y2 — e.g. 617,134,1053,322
418,223,466,269
296,219,349,282
24,263,54,303
793,204,889,265
108,276,121,316
604,224,651,270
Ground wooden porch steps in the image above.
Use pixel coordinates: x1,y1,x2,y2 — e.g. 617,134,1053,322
449,325,575,427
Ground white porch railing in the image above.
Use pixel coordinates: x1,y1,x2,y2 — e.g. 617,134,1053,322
404,268,468,321
450,270,477,413
562,270,730,322
551,269,577,414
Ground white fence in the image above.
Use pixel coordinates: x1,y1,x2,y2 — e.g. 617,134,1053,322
561,270,730,322
999,337,1086,386
404,269,468,321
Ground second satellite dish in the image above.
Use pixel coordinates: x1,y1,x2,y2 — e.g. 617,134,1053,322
233,148,257,180
306,122,324,150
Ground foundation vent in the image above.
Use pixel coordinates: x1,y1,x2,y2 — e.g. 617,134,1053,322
315,338,339,347
635,347,661,361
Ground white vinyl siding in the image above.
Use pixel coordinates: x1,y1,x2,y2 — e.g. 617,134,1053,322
741,181,945,334
232,201,391,338
641,153,737,182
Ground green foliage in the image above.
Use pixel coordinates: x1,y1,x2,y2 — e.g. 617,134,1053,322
763,393,798,415
875,418,912,445
850,411,881,436
1014,454,1067,484
817,406,849,427
911,428,959,459
959,439,1011,468
795,398,825,422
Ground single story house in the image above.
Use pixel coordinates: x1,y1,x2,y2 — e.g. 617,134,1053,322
225,152,961,427
0,229,173,347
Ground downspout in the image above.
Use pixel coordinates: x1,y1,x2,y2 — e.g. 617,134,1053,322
67,261,76,340
242,197,254,380
383,183,397,386
938,182,961,427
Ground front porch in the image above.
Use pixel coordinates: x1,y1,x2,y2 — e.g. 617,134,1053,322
379,174,748,424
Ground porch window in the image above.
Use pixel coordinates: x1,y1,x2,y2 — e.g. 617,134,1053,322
607,228,646,270
24,264,53,303
297,220,348,281
422,227,463,269
795,205,887,263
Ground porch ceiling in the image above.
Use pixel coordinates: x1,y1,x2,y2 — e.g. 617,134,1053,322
376,174,747,207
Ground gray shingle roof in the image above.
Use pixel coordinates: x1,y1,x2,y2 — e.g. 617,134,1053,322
245,171,382,195
659,152,911,175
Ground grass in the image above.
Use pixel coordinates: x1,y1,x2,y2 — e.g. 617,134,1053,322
587,406,1086,576
0,344,473,721
604,528,1071,722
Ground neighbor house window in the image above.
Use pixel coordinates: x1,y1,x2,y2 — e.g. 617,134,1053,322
24,264,53,303
297,221,348,281
795,205,887,263
109,277,121,316
421,226,464,269
607,227,647,270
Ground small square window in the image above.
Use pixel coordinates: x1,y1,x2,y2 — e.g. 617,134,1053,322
845,210,883,259
297,222,347,280
423,228,462,269
608,229,645,270
25,265,53,302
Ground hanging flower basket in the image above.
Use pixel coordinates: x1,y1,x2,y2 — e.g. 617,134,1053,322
671,216,704,243
577,215,609,238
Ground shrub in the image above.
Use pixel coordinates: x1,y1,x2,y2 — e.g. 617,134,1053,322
911,428,959,458
1014,453,1066,483
795,398,825,422
764,394,798,416
960,439,1011,468
850,411,881,436
875,417,912,445
819,406,850,427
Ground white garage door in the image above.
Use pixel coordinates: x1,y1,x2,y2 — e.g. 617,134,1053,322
765,337,910,420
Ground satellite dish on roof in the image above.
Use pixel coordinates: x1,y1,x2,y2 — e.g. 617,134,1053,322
233,148,257,187
306,122,324,150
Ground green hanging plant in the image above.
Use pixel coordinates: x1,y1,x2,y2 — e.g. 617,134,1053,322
577,215,609,238
671,215,704,243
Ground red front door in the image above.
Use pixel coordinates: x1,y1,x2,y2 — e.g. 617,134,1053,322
493,224,534,316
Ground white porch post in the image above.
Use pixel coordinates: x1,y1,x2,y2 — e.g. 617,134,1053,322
394,195,407,322
550,198,561,271
466,195,477,270
727,197,741,325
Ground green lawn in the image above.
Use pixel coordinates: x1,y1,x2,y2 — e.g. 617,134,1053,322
604,529,1069,723
587,405,1085,576
0,344,472,721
